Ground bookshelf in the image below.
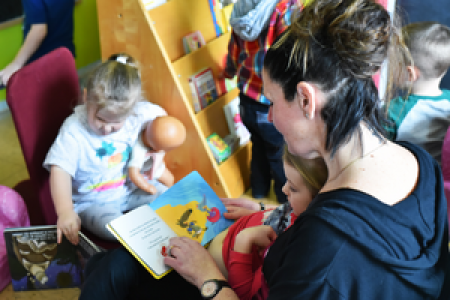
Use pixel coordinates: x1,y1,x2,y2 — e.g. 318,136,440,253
96,0,251,197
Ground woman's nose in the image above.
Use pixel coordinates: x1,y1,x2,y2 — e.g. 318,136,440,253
267,106,274,123
282,183,288,196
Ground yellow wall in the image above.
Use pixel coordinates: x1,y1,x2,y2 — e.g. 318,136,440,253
0,0,101,102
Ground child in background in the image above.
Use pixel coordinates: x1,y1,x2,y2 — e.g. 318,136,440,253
43,53,168,244
397,0,450,90
386,22,450,164
78,146,328,300
0,0,77,86
222,0,301,203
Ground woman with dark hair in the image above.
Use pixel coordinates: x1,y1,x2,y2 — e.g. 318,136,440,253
166,0,449,299
80,0,450,299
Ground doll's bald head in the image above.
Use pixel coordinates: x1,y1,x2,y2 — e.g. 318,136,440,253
143,116,186,151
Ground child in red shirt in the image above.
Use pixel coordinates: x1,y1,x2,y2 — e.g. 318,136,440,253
208,146,328,300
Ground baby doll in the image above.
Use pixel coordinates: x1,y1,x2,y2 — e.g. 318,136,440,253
128,116,186,194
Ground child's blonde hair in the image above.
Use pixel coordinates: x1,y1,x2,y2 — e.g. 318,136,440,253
283,146,328,196
404,22,450,80
84,53,142,118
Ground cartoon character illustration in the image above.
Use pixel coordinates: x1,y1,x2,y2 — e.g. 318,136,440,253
12,235,58,286
8,233,83,291
187,221,206,238
177,209,193,228
197,194,221,223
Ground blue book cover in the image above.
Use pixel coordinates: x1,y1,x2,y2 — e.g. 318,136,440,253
207,0,223,37
149,171,233,245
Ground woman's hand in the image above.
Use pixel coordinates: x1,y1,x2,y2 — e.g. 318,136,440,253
221,198,260,220
164,237,225,288
56,209,81,245
233,225,277,254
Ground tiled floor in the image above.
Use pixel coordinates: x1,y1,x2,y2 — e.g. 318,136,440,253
0,109,279,299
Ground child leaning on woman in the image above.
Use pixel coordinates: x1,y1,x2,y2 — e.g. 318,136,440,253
44,53,168,244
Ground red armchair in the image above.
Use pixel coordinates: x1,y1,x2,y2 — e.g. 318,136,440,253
6,47,118,249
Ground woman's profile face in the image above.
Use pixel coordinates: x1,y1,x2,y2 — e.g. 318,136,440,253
262,69,317,158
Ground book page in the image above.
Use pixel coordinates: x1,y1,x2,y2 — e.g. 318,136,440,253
149,171,234,246
107,205,178,278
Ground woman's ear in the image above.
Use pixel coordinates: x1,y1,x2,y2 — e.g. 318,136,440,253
407,65,420,83
296,82,316,119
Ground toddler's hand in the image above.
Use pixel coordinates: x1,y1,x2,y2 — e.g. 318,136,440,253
222,198,260,220
234,225,277,254
57,210,81,245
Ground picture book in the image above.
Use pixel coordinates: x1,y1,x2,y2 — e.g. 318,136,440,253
207,133,232,163
106,171,234,279
207,0,223,37
188,77,204,113
188,68,218,112
223,97,251,146
142,0,167,10
3,225,103,292
182,31,206,54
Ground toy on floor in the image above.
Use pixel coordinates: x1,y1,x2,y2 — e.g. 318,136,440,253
128,116,186,194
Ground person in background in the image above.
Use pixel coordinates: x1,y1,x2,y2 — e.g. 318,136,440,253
43,53,168,245
397,0,450,90
386,22,450,164
0,0,77,86
222,0,301,203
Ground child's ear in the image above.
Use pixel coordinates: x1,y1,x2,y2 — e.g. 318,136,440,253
407,66,420,83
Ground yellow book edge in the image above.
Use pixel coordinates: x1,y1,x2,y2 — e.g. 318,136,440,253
106,224,173,279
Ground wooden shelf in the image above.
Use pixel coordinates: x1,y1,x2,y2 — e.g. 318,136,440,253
97,0,250,197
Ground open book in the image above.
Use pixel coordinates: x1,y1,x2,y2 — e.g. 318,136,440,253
106,171,233,279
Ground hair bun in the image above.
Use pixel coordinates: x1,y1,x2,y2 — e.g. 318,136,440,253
294,0,391,78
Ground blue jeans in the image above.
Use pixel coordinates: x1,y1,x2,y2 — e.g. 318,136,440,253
239,93,287,203
79,247,202,300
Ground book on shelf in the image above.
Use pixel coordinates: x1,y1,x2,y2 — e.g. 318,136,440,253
188,68,218,113
207,0,223,37
143,0,167,10
182,30,206,54
207,133,232,163
106,171,234,279
3,225,103,292
223,97,251,146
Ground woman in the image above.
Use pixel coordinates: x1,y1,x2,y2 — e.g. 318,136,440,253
165,0,450,299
